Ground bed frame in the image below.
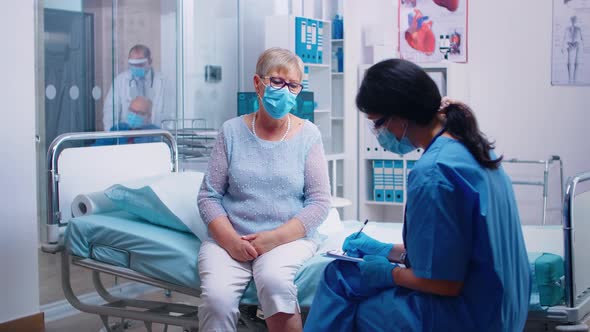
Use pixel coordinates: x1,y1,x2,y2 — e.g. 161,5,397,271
525,171,590,331
41,131,590,331
41,130,210,332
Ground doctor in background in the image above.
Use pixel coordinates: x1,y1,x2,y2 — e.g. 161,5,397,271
102,44,168,131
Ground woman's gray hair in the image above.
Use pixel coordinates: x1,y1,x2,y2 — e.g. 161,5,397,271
255,47,304,80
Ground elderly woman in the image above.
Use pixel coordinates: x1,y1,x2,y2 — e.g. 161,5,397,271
197,47,331,332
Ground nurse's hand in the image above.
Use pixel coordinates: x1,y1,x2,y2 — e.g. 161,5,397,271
227,239,259,262
342,233,393,258
359,255,398,290
241,231,279,255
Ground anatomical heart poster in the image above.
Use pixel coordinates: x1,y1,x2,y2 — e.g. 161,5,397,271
399,0,468,63
552,0,590,86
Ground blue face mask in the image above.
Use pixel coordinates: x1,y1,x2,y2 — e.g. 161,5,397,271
375,124,416,155
261,84,297,119
126,112,145,128
130,67,146,78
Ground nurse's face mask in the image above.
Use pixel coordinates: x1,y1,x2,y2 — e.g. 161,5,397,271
370,116,416,155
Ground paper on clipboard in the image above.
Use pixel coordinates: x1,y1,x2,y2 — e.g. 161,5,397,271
323,250,365,263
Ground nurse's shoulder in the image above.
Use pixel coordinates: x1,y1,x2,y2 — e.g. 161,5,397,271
411,136,482,189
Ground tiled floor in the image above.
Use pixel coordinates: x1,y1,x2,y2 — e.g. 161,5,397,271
44,289,261,332
39,249,117,306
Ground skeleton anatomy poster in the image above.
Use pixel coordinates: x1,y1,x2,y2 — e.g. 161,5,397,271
552,0,590,85
398,0,468,63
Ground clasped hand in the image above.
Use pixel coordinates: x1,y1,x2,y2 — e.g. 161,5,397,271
228,231,280,262
241,231,279,256
227,238,258,262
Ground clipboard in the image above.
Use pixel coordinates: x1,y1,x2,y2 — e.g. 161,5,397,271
323,250,403,267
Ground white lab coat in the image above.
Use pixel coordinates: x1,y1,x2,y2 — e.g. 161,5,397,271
102,70,169,130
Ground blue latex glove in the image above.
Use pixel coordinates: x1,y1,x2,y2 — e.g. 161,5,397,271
342,232,393,258
359,255,399,289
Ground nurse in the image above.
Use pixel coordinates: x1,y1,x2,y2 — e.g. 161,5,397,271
304,59,531,332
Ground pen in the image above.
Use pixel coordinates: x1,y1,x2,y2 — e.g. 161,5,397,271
354,219,369,239
343,219,369,256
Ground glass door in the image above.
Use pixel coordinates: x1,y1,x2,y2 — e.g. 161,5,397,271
37,0,181,309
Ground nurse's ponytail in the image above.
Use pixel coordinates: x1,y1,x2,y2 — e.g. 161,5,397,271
442,101,502,169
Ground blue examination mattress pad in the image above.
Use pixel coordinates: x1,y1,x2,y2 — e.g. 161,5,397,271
65,213,564,309
65,211,334,306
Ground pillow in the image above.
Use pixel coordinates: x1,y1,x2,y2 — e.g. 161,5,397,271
104,171,210,241
317,207,344,235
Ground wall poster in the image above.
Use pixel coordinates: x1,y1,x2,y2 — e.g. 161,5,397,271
398,0,468,63
552,0,590,86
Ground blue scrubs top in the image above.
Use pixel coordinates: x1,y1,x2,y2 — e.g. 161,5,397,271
400,136,531,331
304,135,531,332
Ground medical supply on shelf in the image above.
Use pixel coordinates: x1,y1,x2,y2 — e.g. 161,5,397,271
332,14,343,39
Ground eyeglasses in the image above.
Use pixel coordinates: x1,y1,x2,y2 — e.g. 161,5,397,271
261,76,303,95
367,116,391,135
371,116,391,130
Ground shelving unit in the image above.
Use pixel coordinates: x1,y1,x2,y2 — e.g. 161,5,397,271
265,14,335,150
264,9,349,206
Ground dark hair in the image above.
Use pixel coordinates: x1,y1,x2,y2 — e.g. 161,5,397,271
129,44,151,60
356,59,502,169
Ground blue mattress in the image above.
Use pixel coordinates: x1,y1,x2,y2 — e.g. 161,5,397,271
65,212,564,309
65,211,332,306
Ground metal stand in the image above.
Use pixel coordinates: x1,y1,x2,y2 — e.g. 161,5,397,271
503,155,564,225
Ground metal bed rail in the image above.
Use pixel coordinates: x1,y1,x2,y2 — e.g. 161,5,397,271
503,155,564,225
62,252,200,332
43,130,178,250
522,171,590,332
161,118,218,160
41,130,270,332
564,171,590,308
526,171,590,330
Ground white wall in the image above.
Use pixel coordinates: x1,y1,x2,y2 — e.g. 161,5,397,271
465,0,589,224
0,0,40,323
344,0,588,224
184,0,239,129
342,0,397,219
239,0,287,92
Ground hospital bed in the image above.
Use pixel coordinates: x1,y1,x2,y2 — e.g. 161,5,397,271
161,118,217,161
41,130,590,331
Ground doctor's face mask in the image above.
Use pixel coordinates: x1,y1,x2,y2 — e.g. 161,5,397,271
128,58,150,78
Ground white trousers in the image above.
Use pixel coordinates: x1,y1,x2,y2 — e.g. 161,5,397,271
197,238,317,332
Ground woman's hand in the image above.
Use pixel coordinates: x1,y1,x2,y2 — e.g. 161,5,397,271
227,238,259,262
241,231,280,255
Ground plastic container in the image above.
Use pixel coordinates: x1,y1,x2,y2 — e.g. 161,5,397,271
336,47,344,72
332,14,343,39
